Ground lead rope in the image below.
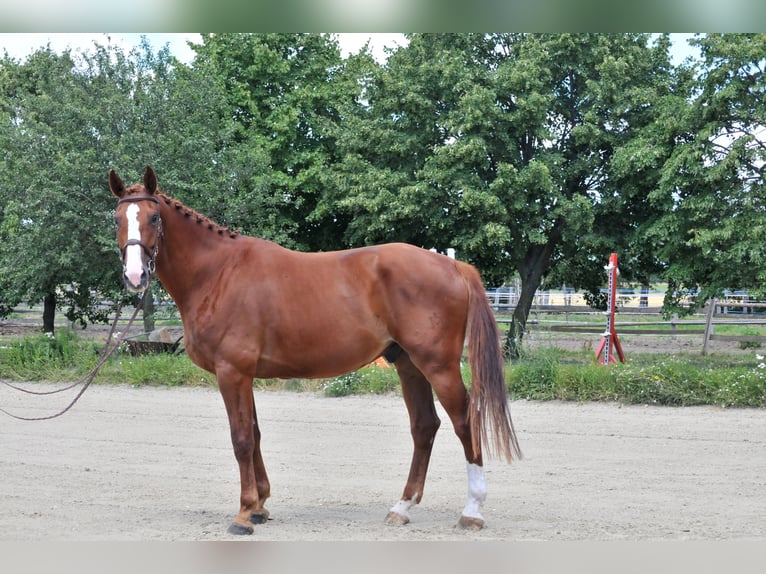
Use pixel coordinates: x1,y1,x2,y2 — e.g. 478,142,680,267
0,283,152,421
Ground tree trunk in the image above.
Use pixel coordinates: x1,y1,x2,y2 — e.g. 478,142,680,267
42,292,56,334
503,237,559,360
504,279,537,360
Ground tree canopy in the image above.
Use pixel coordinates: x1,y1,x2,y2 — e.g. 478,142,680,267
0,47,122,329
654,34,766,313
0,33,763,350
322,33,685,354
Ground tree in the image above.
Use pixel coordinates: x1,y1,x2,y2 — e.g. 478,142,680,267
91,38,235,331
325,34,681,357
187,33,352,250
0,38,234,331
0,47,123,331
653,33,766,313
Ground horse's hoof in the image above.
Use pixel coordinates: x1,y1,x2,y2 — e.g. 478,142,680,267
250,509,270,525
227,521,254,535
458,515,484,531
385,511,410,526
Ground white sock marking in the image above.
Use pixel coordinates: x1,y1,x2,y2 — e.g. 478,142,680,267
462,463,487,519
390,497,416,520
124,203,144,287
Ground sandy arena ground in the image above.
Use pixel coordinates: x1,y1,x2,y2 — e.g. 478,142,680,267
1,380,764,542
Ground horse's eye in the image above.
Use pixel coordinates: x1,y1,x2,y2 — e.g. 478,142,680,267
150,213,160,225
114,217,121,228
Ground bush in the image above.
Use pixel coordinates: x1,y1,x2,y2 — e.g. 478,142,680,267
508,350,560,400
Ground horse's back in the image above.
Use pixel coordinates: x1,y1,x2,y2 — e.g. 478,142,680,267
189,239,471,378
249,240,464,303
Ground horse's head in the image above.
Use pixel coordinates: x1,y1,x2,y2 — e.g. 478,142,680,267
109,166,163,293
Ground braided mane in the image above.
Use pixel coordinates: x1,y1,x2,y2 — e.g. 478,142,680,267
159,192,239,239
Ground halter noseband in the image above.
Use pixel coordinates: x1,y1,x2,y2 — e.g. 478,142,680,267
117,195,163,274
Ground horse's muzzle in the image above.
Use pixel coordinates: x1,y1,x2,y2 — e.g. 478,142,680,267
124,266,150,293
123,242,153,293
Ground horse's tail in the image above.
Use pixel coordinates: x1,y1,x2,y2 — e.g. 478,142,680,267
457,261,522,463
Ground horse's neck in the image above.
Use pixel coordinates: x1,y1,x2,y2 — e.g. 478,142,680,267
154,202,233,310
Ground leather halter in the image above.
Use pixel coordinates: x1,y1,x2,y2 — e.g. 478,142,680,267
117,195,163,274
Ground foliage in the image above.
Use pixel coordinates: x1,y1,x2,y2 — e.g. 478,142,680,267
0,47,125,327
0,330,212,385
655,34,766,314
322,33,684,357
97,351,216,387
1,32,765,350
0,38,242,329
507,348,766,407
188,33,355,250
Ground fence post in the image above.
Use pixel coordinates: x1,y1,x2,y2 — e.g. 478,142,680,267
702,298,716,356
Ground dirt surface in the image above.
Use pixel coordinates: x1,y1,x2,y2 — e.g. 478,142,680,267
1,382,764,541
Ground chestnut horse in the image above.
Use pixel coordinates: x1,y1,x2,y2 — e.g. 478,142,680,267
110,166,521,535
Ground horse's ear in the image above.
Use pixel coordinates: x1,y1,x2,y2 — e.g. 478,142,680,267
109,170,125,198
143,166,158,195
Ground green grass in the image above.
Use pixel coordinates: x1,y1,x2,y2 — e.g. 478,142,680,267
96,352,216,387
507,348,766,407
1,330,765,407
0,330,102,381
0,330,215,387
322,366,400,396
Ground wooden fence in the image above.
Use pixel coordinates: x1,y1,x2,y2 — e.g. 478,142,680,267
4,291,766,354
487,289,766,354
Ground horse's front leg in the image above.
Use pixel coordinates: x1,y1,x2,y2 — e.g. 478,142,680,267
217,368,264,535
249,397,271,525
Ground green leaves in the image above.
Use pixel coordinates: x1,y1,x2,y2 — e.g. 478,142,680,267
1,47,118,322
0,40,229,326
654,33,766,313
2,33,764,338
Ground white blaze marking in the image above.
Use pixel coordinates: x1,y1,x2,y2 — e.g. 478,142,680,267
124,203,144,287
462,463,487,520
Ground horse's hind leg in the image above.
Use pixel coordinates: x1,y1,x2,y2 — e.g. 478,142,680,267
421,364,488,531
385,351,441,526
